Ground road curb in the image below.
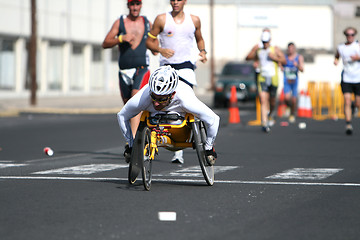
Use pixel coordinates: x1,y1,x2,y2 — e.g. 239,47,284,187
0,108,120,117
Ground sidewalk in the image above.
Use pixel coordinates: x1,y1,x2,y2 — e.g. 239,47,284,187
0,91,214,117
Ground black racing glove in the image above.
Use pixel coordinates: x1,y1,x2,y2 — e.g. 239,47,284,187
124,144,132,163
205,148,217,165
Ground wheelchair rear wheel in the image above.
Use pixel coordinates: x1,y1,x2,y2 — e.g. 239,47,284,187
192,121,214,186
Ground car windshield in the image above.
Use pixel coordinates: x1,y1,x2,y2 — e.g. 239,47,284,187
221,64,254,77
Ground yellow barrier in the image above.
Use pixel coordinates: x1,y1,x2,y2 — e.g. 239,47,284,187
248,81,358,123
307,81,359,120
332,84,344,119
307,81,318,117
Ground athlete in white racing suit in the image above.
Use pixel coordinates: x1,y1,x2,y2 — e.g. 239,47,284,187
117,66,219,164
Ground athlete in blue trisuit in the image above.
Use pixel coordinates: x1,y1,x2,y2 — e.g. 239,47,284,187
281,42,304,123
145,0,208,164
102,0,157,159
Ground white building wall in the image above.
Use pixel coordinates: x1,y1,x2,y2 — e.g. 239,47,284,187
236,5,333,57
0,0,343,98
0,0,30,36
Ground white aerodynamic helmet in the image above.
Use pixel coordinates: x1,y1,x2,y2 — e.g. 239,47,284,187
149,66,179,95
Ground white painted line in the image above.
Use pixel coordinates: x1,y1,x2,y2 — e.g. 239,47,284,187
26,147,120,163
155,166,239,177
0,176,121,181
158,212,177,221
215,180,360,187
1,176,360,187
26,153,87,163
0,163,28,169
266,168,343,180
32,164,128,175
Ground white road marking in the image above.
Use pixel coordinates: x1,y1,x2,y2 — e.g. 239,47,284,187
26,153,87,163
154,166,239,177
266,168,343,180
158,212,177,221
32,164,128,175
25,148,119,163
1,176,360,187
0,163,28,169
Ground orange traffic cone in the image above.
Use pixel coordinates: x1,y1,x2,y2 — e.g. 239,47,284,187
229,86,240,124
305,91,313,118
277,89,286,118
297,90,306,118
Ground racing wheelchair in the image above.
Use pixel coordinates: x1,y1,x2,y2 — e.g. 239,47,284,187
128,111,214,190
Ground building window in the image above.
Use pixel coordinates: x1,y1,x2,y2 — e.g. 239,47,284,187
92,46,102,62
70,44,84,91
356,6,360,17
91,46,104,90
72,45,83,55
0,38,15,90
47,41,63,90
111,47,118,62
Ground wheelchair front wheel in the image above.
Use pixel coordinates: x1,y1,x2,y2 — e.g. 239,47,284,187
141,126,153,191
128,161,138,185
192,121,214,186
128,123,146,185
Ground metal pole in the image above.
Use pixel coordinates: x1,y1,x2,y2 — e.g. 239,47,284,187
30,0,37,105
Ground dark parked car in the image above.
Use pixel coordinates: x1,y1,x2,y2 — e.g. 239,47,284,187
213,62,257,108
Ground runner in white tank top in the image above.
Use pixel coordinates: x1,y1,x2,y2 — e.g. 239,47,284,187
159,11,195,66
146,0,207,87
336,41,360,83
334,27,360,135
145,0,208,163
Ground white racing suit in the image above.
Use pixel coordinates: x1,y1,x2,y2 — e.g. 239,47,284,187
117,80,220,150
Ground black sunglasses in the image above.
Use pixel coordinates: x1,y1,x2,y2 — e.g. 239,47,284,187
150,93,171,103
345,33,355,37
170,0,183,2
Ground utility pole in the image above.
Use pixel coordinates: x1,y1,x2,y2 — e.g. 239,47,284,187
30,0,37,105
210,0,215,90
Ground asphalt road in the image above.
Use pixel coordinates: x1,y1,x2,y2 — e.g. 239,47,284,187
0,110,360,240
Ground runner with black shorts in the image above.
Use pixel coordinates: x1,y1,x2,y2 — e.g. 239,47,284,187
334,27,360,135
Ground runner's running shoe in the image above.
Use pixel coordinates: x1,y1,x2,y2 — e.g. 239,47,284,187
289,115,296,123
262,125,270,133
172,150,184,164
268,117,275,127
346,124,353,135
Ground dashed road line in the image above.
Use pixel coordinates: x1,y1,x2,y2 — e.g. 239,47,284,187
266,168,343,180
0,163,28,169
32,164,128,175
25,153,89,163
154,166,239,177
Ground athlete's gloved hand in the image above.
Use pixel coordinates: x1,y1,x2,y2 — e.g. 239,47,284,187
124,144,132,163
205,147,217,166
